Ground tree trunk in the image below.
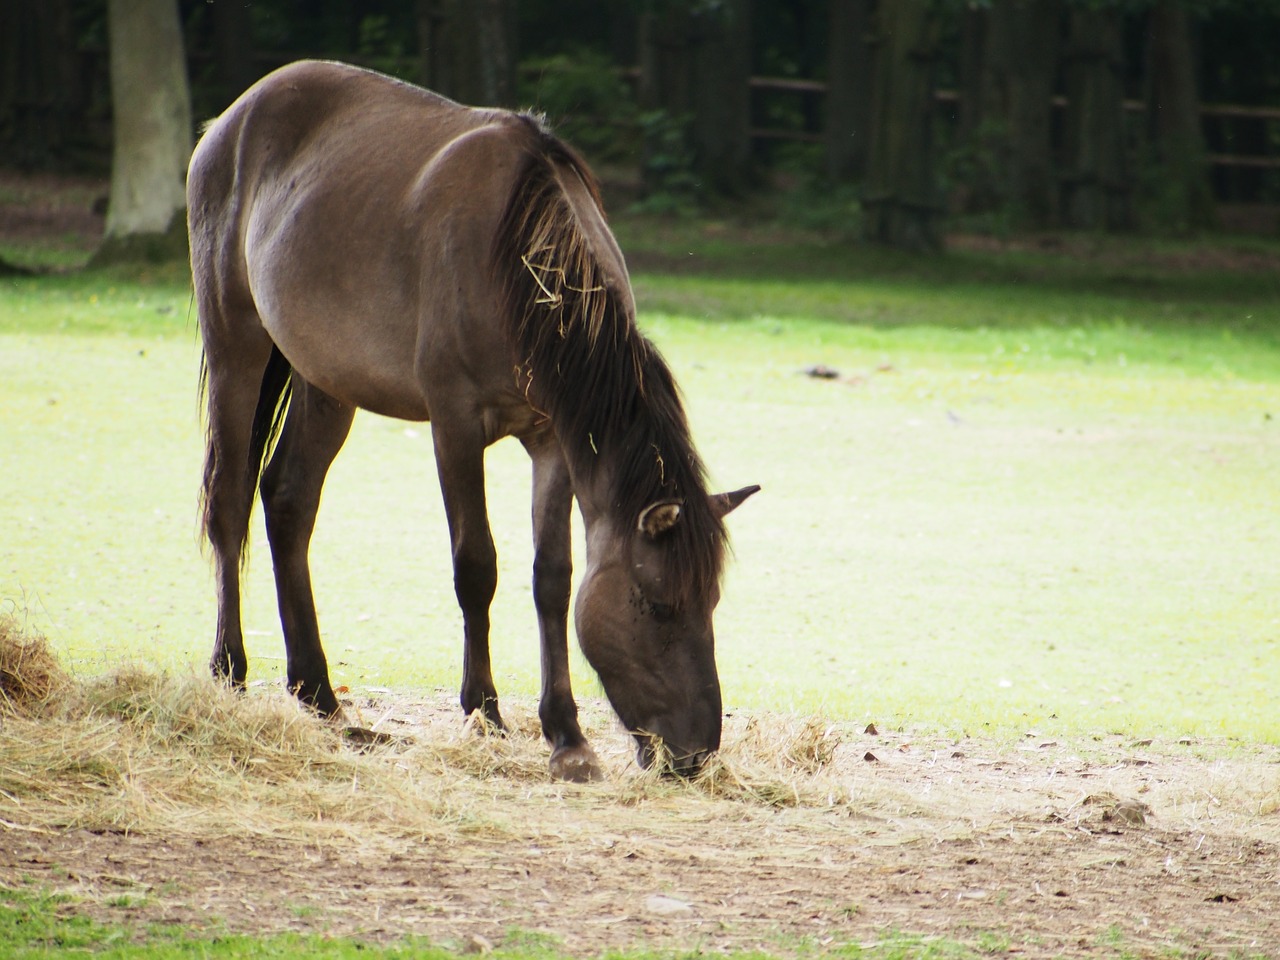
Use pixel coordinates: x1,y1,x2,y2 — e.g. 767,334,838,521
1001,1,1060,227
0,0,80,170
689,0,753,196
957,5,986,144
92,0,192,265
417,0,443,90
1060,8,1130,230
211,0,257,111
638,6,692,118
862,0,942,251
956,0,1059,226
1146,1,1216,231
420,0,517,107
824,0,875,183
952,4,999,213
639,1,753,199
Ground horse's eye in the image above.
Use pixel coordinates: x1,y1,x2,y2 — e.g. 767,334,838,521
649,601,676,622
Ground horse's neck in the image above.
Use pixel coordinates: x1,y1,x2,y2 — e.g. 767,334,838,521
572,463,625,556
572,457,606,515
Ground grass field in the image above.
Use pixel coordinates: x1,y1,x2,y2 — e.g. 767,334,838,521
0,885,1017,960
4,217,1280,959
2,224,1279,748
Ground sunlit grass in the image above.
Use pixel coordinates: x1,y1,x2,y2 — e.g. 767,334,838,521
2,229,1278,744
0,885,1035,959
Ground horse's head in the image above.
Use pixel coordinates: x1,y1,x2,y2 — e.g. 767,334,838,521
575,484,759,776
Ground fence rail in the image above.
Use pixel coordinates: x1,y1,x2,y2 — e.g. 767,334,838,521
747,75,1280,170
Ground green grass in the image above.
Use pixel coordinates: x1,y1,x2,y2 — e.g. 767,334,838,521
0,886,447,958
2,224,1279,746
6,885,1233,960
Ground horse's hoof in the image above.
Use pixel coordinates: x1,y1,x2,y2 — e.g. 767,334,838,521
549,744,605,783
464,708,506,736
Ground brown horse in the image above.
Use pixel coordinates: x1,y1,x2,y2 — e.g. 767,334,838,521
187,60,756,782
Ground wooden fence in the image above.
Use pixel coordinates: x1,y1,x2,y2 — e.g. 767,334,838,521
745,75,1280,172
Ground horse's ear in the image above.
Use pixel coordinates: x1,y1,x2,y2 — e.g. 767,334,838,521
710,484,760,519
638,500,683,539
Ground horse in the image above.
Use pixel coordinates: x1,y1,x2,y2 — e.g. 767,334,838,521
187,60,757,782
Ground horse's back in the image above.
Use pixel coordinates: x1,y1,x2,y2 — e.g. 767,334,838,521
190,61,475,201
188,61,542,422
189,59,510,274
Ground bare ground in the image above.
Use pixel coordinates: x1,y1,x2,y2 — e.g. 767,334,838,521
3,690,1278,959
0,170,105,265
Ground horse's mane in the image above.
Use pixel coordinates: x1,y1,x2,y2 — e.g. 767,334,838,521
493,116,726,604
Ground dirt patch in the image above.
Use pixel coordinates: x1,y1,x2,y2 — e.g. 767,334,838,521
3,686,1278,958
0,170,105,263
946,230,1280,275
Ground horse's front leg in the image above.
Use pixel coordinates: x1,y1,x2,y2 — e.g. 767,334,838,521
523,435,602,782
432,421,504,730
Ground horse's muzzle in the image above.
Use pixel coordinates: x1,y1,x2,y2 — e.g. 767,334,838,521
635,737,714,778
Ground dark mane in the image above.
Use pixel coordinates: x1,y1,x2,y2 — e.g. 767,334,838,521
493,120,727,603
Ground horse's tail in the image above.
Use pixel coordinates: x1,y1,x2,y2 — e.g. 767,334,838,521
198,345,293,560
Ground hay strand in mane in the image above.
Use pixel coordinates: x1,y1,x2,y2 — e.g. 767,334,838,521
494,121,727,603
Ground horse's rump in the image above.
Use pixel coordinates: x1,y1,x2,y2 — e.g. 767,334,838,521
189,61,541,423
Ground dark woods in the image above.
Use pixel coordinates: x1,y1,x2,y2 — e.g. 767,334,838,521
4,0,1280,244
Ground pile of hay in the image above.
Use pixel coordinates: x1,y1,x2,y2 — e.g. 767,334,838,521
0,615,879,845
0,617,483,840
607,714,850,809
0,613,68,713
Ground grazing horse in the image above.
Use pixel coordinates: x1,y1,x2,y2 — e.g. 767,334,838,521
187,60,757,781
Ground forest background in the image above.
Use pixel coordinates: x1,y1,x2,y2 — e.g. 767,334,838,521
4,0,1280,264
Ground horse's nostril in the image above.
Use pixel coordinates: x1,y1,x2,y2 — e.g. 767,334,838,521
662,748,712,779
684,749,712,775
632,730,715,777
634,737,658,770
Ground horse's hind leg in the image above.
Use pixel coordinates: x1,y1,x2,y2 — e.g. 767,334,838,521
260,380,355,717
431,416,504,730
201,333,276,690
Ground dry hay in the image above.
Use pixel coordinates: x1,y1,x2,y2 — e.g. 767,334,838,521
0,622,881,847
0,613,68,713
611,714,848,809
5,622,1280,956
3,621,1277,864
0,632,829,849
0,623,485,839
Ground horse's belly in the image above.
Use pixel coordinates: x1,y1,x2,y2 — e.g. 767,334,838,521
305,361,430,422
255,298,428,420
258,302,540,440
